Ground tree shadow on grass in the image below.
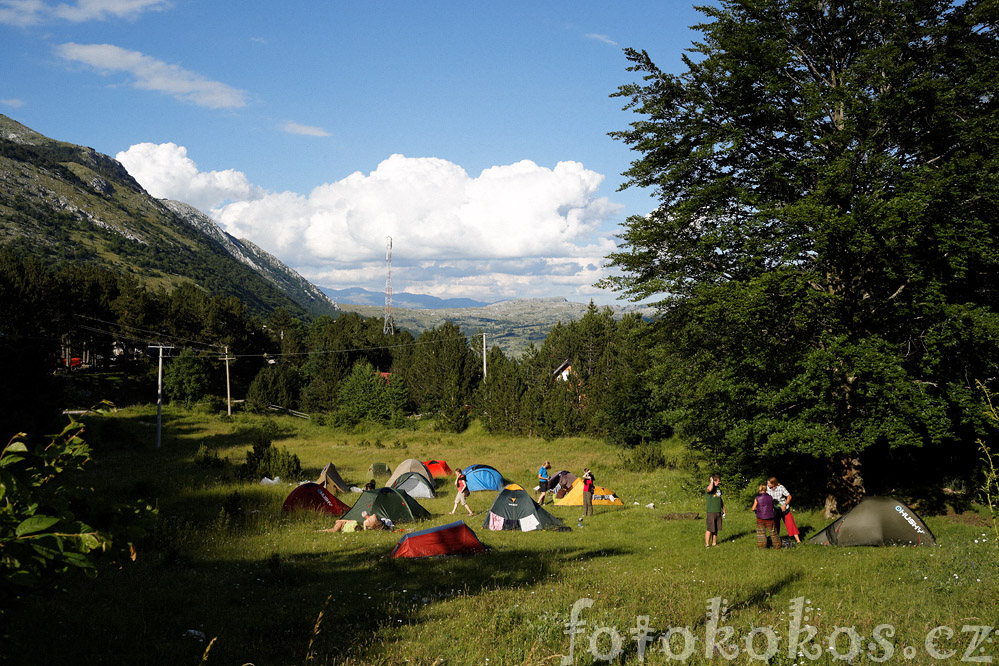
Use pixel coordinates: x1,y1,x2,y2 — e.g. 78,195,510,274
4,517,632,666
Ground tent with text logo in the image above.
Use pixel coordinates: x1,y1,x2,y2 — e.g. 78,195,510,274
282,482,350,516
482,485,569,532
808,496,935,546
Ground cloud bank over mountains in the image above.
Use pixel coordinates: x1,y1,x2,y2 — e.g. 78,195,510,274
117,144,625,303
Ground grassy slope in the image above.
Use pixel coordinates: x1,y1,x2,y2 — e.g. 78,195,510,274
6,407,997,666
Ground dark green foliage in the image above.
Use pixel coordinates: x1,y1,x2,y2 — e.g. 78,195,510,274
605,0,999,505
476,346,529,435
330,360,409,428
618,440,676,473
163,348,213,407
0,417,156,616
245,364,302,412
238,426,302,481
401,321,480,432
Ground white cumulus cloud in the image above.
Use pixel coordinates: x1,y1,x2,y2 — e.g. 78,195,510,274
116,142,263,210
1,0,167,26
57,43,246,109
118,145,625,302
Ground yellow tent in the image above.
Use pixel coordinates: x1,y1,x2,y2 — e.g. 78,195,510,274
554,478,623,506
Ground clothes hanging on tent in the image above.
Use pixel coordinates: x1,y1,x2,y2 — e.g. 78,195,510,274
520,514,540,532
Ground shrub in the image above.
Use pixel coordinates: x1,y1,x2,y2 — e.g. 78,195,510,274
618,440,678,472
239,422,302,479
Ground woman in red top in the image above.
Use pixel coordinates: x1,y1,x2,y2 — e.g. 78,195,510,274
580,469,595,522
450,468,474,516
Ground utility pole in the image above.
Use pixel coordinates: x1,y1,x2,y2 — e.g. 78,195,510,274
220,345,234,416
148,344,174,449
482,332,487,379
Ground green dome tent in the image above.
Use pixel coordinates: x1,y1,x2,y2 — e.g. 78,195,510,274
482,485,569,532
368,462,392,478
809,496,935,546
343,487,430,524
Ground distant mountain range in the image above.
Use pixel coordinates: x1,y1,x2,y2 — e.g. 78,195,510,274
320,286,490,309
335,295,654,356
0,114,338,319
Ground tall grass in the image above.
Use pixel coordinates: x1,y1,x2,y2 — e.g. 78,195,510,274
5,405,997,665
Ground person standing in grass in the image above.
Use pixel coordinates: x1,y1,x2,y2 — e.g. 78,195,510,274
537,460,551,505
752,484,782,549
450,468,473,516
767,477,800,543
580,468,595,524
705,473,724,547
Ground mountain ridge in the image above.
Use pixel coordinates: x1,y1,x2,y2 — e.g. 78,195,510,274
0,113,338,319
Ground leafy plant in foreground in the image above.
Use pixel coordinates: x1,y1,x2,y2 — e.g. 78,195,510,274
0,415,156,616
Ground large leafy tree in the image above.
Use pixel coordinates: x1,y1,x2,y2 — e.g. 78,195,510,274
604,0,999,511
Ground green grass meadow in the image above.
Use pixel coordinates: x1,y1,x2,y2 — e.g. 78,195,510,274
5,406,998,666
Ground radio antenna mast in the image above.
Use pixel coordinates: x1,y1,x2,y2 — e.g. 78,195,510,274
383,236,394,335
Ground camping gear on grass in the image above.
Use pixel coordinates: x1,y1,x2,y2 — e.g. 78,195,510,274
386,459,434,487
554,478,623,506
282,482,350,516
391,471,436,499
342,487,430,524
809,496,936,546
368,462,392,478
423,460,454,478
553,472,578,498
316,462,350,494
482,485,569,532
391,520,488,558
463,464,504,492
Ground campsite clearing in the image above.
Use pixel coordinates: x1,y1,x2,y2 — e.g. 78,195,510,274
5,406,997,665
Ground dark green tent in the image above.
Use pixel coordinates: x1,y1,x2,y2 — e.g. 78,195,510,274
368,462,392,478
482,485,569,532
343,487,430,524
809,496,935,546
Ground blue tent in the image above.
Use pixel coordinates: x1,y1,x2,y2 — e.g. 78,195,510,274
463,464,504,492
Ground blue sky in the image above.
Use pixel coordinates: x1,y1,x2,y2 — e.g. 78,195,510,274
2,1,707,305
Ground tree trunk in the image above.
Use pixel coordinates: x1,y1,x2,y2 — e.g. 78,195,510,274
824,456,866,519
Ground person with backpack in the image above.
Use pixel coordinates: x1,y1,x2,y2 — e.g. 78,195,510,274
752,483,782,549
450,468,473,516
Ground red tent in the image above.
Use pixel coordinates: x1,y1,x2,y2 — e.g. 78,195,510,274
391,520,488,558
282,482,350,516
422,460,454,478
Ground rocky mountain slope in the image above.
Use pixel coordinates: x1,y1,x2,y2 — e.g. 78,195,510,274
0,114,338,318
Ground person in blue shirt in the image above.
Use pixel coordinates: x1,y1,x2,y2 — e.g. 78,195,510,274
537,461,551,505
